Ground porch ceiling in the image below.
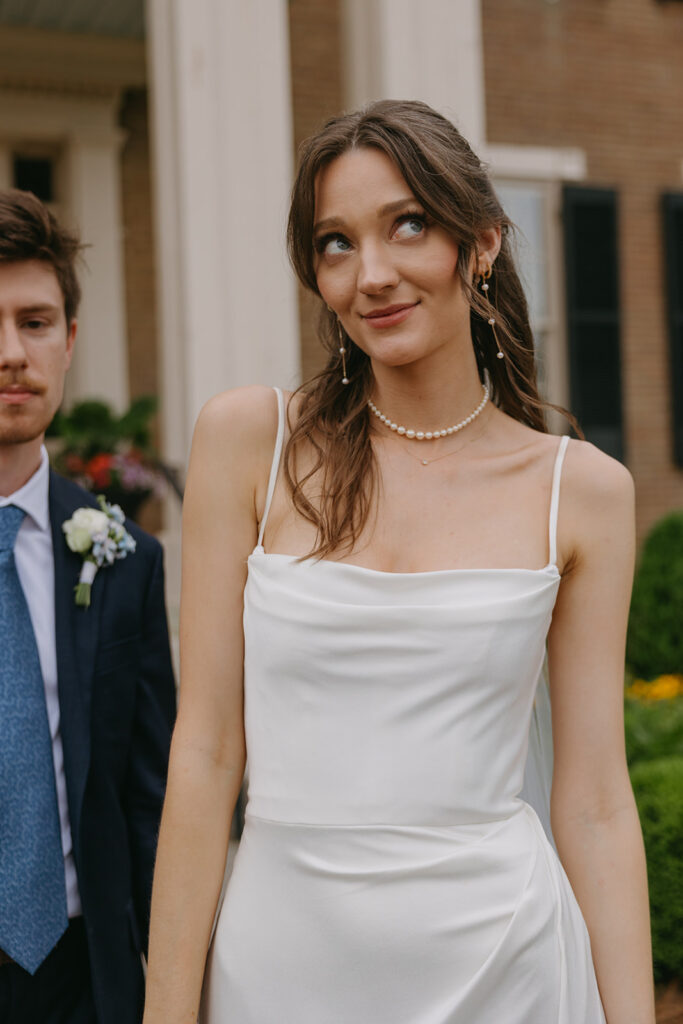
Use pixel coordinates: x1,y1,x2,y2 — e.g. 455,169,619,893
0,0,144,39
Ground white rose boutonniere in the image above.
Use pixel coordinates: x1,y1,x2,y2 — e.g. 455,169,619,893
62,496,136,607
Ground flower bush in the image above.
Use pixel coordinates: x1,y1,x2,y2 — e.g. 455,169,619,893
48,397,166,520
62,450,164,498
626,674,683,704
630,756,683,983
624,670,683,985
623,512,683,986
624,691,683,769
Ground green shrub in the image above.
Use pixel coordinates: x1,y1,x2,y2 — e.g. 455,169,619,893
627,512,683,679
625,698,683,768
630,756,683,982
47,395,158,457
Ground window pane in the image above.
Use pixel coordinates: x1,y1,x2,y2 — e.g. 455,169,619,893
496,183,549,324
13,157,54,202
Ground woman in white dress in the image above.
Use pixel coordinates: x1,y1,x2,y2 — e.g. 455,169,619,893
143,101,655,1023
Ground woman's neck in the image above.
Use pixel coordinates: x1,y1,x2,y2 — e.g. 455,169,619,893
369,347,485,433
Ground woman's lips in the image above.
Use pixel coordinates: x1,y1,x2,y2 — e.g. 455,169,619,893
362,303,418,329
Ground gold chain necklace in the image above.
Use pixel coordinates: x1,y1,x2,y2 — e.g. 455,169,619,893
375,406,492,467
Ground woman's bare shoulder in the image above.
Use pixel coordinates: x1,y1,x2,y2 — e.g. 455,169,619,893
192,385,289,462
195,384,279,436
561,437,634,509
557,438,635,572
185,386,285,506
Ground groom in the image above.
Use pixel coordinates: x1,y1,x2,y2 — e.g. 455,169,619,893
0,189,176,1023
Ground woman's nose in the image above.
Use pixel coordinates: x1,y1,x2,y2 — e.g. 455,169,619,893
356,242,400,295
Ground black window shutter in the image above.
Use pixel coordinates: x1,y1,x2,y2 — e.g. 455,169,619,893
563,186,624,460
663,193,683,466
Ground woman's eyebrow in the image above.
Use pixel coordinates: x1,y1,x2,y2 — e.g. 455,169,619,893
313,197,418,235
313,215,343,234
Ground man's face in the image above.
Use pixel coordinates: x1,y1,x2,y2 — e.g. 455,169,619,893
0,260,75,448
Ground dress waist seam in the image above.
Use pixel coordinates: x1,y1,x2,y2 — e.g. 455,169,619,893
244,810,522,830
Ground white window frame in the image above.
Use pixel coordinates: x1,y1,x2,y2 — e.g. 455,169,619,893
482,143,587,432
0,89,129,411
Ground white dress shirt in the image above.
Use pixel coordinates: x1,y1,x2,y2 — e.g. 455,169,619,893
0,447,81,917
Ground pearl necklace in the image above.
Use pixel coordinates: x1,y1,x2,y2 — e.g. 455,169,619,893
368,383,490,442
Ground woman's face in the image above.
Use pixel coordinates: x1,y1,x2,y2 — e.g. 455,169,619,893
313,147,474,369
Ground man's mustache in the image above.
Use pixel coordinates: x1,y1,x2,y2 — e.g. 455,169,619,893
0,377,45,394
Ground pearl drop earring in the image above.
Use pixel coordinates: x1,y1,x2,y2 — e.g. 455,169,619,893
479,265,505,361
337,319,349,385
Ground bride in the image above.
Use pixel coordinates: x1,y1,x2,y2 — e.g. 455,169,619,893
143,100,654,1023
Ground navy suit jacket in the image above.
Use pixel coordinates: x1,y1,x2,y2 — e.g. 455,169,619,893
48,472,176,1024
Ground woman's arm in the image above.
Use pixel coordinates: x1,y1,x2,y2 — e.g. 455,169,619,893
143,386,279,1024
548,441,655,1024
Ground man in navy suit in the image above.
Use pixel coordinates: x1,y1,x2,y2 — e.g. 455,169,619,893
0,189,176,1023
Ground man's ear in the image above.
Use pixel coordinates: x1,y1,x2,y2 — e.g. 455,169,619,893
65,319,77,369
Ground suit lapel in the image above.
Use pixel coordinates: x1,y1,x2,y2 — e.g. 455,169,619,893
49,472,106,851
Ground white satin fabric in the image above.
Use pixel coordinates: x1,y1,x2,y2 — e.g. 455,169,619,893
203,392,605,1023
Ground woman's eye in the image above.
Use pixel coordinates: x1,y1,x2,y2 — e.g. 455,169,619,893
393,215,427,240
317,234,352,257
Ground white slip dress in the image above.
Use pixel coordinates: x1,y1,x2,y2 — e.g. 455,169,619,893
203,388,606,1023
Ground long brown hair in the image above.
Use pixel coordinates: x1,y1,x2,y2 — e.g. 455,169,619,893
285,100,576,559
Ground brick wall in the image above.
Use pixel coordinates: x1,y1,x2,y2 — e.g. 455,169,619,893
289,0,344,381
482,0,683,539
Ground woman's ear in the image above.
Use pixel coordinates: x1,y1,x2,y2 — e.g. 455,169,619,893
476,226,502,275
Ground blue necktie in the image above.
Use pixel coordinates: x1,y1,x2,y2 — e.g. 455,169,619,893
0,505,67,973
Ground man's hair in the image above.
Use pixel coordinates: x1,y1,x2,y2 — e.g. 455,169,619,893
0,188,82,324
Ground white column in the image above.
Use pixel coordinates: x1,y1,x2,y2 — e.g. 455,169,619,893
146,0,300,475
147,0,300,630
342,0,486,149
63,126,129,410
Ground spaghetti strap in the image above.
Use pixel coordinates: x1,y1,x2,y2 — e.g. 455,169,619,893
548,435,570,568
257,387,285,550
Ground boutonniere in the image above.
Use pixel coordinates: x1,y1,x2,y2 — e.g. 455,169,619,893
62,496,136,608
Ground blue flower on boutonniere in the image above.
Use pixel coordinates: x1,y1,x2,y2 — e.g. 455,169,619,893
62,496,136,607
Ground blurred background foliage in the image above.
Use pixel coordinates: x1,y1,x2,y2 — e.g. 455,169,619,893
625,511,683,985
627,512,683,679
47,396,158,457
46,396,175,522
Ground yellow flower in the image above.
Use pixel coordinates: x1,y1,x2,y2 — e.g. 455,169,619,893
625,675,683,702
